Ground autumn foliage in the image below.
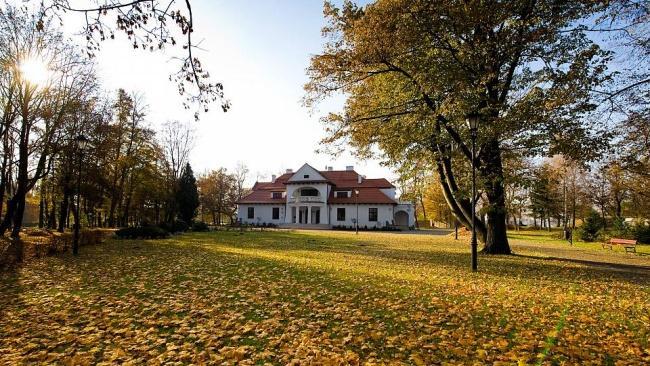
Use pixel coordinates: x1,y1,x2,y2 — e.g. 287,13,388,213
1,230,648,364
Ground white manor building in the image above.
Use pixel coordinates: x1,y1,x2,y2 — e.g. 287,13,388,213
236,163,415,229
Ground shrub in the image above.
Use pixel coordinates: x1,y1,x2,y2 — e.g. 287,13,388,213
159,219,189,233
634,223,650,244
578,210,603,242
192,221,210,232
116,226,169,239
610,217,634,239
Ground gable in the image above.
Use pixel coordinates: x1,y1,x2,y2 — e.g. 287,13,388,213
288,163,327,182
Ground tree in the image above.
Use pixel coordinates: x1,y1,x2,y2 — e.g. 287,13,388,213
421,178,454,228
160,119,194,223
198,168,238,225
305,0,611,254
0,6,96,238
232,162,249,202
176,163,199,224
502,154,532,230
616,111,650,218
34,0,230,118
529,163,563,230
396,161,431,228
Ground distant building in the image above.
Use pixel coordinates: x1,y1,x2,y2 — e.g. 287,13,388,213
236,163,415,229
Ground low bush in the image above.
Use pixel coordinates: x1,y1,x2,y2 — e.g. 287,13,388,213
159,219,189,233
331,224,402,232
578,210,603,242
634,224,650,244
192,221,210,232
610,217,634,239
2,229,111,269
115,226,169,239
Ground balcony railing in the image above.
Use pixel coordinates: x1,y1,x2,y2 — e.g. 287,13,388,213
288,196,324,203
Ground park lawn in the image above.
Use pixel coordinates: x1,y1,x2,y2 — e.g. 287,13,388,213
1,230,649,365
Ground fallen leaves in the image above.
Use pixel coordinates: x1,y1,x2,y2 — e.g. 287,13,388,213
0,230,649,364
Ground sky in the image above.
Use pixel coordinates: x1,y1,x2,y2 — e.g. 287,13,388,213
62,0,390,186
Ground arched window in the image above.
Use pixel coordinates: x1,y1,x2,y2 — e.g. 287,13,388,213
300,188,319,196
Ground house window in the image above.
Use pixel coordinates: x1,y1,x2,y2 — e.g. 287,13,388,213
303,174,310,179
272,207,280,220
335,191,349,198
337,208,346,221
300,188,319,196
271,192,282,199
247,207,254,219
368,208,378,222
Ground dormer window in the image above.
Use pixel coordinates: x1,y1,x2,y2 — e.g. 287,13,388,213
303,174,310,179
271,192,283,199
335,191,349,198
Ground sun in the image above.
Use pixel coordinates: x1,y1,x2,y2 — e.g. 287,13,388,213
19,56,51,87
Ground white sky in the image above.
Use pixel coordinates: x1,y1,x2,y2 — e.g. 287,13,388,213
60,0,393,187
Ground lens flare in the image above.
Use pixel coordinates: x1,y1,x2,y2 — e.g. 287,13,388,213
19,56,51,87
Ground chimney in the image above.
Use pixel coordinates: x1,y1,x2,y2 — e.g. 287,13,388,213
271,174,277,183
285,168,293,174
327,166,333,171
358,174,363,184
346,165,354,171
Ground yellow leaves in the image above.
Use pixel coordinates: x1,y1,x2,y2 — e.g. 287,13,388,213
476,348,488,360
2,230,650,364
218,345,249,361
409,353,425,366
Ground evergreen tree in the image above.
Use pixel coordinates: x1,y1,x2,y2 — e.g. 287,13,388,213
176,163,199,224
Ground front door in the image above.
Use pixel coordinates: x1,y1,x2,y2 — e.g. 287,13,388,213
299,206,308,224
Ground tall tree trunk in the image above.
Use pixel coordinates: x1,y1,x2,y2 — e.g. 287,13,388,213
0,197,17,235
38,192,45,228
10,142,29,238
48,199,57,230
58,190,70,233
478,139,510,254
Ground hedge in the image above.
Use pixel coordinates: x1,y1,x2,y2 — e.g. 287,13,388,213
1,229,112,269
115,226,169,239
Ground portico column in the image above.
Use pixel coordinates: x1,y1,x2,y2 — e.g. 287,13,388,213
307,206,312,224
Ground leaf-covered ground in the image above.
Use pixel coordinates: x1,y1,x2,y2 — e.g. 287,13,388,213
1,230,649,365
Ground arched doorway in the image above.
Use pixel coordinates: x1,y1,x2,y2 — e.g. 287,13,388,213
394,210,409,229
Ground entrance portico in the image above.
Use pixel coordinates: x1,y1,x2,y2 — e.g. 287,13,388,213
290,204,325,224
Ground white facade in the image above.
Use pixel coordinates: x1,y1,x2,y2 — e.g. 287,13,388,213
236,163,415,230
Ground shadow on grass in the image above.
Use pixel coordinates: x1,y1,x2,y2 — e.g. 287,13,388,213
187,231,650,286
511,253,650,273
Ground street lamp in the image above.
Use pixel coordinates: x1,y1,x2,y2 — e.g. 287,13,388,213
73,134,89,256
466,112,479,272
354,189,360,234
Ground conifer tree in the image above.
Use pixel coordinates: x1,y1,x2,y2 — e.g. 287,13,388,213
176,163,199,224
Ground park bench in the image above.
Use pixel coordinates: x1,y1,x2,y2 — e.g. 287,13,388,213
602,238,637,254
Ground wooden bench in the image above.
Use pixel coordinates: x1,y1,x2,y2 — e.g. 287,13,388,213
602,238,637,253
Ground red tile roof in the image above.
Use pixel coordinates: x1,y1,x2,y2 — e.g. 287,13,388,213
328,188,396,204
237,168,396,204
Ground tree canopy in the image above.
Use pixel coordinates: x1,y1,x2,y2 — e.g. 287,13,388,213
306,0,615,253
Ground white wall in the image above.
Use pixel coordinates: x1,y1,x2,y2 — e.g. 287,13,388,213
394,203,415,227
236,201,416,228
328,204,394,228
237,204,286,225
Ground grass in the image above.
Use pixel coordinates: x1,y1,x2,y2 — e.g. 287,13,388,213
1,229,649,364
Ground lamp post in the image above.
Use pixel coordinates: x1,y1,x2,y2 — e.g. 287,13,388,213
355,189,360,234
73,134,89,256
466,112,479,272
